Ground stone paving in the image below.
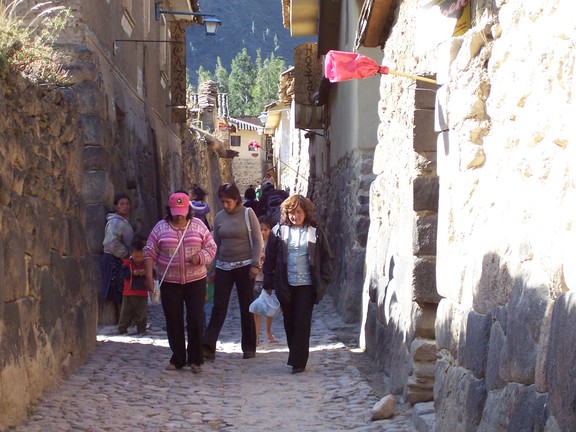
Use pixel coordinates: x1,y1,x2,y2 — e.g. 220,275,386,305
15,292,414,431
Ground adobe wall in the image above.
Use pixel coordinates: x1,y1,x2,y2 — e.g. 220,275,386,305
0,73,98,430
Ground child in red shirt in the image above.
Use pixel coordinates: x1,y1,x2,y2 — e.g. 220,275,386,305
118,238,150,335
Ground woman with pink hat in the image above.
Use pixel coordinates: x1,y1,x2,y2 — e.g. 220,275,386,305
144,192,217,373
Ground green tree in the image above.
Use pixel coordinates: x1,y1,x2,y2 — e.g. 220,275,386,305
196,65,213,89
228,48,256,116
251,53,286,113
214,56,229,94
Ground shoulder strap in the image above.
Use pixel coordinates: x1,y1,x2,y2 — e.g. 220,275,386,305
245,208,253,252
159,219,190,286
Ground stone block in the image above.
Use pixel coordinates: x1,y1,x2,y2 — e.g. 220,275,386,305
412,401,435,418
84,146,110,171
79,115,103,146
82,171,113,204
413,176,439,212
85,203,107,254
411,338,437,362
414,109,438,153
3,231,27,301
408,350,436,403
535,301,554,393
413,214,437,256
65,217,89,259
500,282,548,385
73,79,103,113
408,373,434,404
414,413,436,432
413,257,441,304
415,82,438,110
413,302,437,339
458,310,491,379
476,383,523,431
546,293,576,432
435,299,462,357
356,217,370,247
507,386,548,432
434,359,487,432
485,321,505,390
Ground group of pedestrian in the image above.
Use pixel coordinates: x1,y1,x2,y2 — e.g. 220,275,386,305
100,180,333,376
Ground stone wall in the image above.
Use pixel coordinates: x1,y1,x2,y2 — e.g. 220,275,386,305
0,72,98,430
0,5,230,426
233,156,264,194
360,0,441,404
321,150,374,323
433,1,576,429
365,0,576,429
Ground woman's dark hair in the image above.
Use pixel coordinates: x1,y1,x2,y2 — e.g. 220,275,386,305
280,195,317,226
189,184,207,201
113,192,130,205
218,183,242,205
244,187,256,201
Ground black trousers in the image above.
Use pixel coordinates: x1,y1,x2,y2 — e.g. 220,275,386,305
281,285,315,369
203,265,256,354
161,279,206,368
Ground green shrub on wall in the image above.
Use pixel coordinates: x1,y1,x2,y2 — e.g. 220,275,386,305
0,0,71,84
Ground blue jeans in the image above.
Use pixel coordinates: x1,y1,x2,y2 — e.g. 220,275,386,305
203,265,256,354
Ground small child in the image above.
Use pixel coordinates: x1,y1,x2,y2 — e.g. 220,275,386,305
254,216,277,345
189,184,211,230
118,238,151,335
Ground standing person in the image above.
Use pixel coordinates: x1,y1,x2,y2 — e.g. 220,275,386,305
262,195,333,374
202,183,263,360
101,192,134,320
253,216,277,345
189,184,211,230
260,181,289,224
118,238,150,335
243,186,264,217
144,192,217,373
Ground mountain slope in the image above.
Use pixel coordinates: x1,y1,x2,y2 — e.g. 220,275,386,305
186,0,314,84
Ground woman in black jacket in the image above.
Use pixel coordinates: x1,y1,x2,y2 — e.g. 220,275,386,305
262,195,333,374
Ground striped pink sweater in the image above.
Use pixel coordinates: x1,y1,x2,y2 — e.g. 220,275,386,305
144,218,217,284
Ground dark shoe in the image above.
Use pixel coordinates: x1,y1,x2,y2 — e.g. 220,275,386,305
292,367,305,374
242,351,256,359
202,346,215,361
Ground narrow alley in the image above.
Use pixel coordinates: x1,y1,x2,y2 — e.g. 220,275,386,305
15,293,414,431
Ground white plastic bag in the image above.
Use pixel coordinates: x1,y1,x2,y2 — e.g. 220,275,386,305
249,289,281,318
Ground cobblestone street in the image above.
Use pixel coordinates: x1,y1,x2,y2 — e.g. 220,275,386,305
16,293,414,431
